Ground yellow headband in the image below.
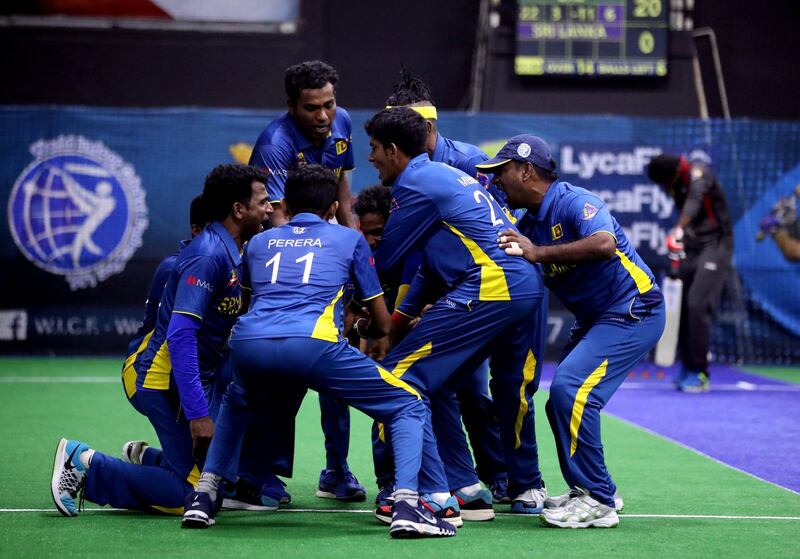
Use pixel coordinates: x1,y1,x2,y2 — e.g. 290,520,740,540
385,105,438,120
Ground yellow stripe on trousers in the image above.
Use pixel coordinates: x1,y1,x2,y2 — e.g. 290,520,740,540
514,349,537,449
569,359,608,457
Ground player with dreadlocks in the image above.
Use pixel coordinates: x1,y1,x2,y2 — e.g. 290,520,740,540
372,71,530,522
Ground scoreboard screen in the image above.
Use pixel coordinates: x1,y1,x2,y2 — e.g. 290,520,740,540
515,0,668,77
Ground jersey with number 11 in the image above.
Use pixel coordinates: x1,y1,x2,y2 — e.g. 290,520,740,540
231,213,383,343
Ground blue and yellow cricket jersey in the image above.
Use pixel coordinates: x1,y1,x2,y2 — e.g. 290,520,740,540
432,133,522,223
121,240,188,399
432,133,488,177
249,109,355,203
516,181,662,321
375,154,543,305
232,213,383,343
134,222,244,393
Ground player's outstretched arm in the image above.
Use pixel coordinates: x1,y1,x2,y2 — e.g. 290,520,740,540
498,229,615,263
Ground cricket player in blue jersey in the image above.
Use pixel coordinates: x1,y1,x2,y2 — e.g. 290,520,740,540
250,60,355,229
486,135,666,528
119,195,210,472
380,73,512,507
51,165,270,517
250,60,365,500
182,165,456,538
365,107,549,520
121,195,208,412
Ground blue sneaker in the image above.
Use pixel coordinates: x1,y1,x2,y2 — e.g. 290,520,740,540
488,477,510,504
453,488,495,521
389,500,457,539
182,491,217,528
317,469,366,502
679,371,710,393
262,473,291,505
316,469,338,499
336,471,366,502
222,477,279,511
420,494,462,527
510,486,548,514
671,365,688,388
375,483,395,506
51,438,89,517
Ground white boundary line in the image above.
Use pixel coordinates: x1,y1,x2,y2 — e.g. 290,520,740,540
0,376,118,383
4,376,798,392
2,508,799,520
606,414,800,497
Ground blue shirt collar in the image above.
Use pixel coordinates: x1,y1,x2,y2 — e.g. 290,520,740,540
209,221,242,266
394,153,431,187
288,212,326,225
532,181,562,222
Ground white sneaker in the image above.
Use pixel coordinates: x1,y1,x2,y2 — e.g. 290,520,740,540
121,440,150,465
510,486,548,514
546,488,624,512
613,490,624,512
540,493,619,528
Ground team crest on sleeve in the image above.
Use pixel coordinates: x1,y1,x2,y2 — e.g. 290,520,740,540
582,202,599,220
551,223,563,240
335,140,349,155
7,135,148,290
390,197,400,213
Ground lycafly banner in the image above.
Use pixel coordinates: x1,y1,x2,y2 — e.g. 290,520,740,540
1,106,799,359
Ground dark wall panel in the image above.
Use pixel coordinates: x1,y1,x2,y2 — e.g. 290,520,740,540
1,0,798,119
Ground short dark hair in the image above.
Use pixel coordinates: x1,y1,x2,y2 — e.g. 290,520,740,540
647,154,681,185
284,164,338,216
189,194,210,228
364,107,427,158
532,163,558,183
385,68,435,107
202,164,269,222
285,60,339,105
352,185,392,220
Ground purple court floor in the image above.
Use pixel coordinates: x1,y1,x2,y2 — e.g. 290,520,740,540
539,363,800,494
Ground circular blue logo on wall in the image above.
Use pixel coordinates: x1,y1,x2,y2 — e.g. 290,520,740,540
7,135,148,290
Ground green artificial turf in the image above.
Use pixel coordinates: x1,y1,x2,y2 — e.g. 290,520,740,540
0,358,797,558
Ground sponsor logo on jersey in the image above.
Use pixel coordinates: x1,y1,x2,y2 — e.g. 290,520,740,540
551,223,564,240
218,294,243,316
8,136,148,290
187,275,214,292
335,140,348,155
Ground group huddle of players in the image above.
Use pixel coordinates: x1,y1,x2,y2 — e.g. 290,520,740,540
51,60,671,538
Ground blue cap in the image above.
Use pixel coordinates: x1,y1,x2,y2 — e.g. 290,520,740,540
475,134,556,172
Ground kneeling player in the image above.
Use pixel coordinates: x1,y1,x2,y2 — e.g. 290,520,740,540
181,164,455,538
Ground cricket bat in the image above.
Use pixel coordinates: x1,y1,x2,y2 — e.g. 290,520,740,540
654,268,682,367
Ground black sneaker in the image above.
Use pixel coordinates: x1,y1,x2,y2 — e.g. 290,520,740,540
182,491,217,528
389,500,457,538
222,478,279,511
453,488,495,521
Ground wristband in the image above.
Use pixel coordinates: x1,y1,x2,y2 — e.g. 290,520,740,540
355,318,370,339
